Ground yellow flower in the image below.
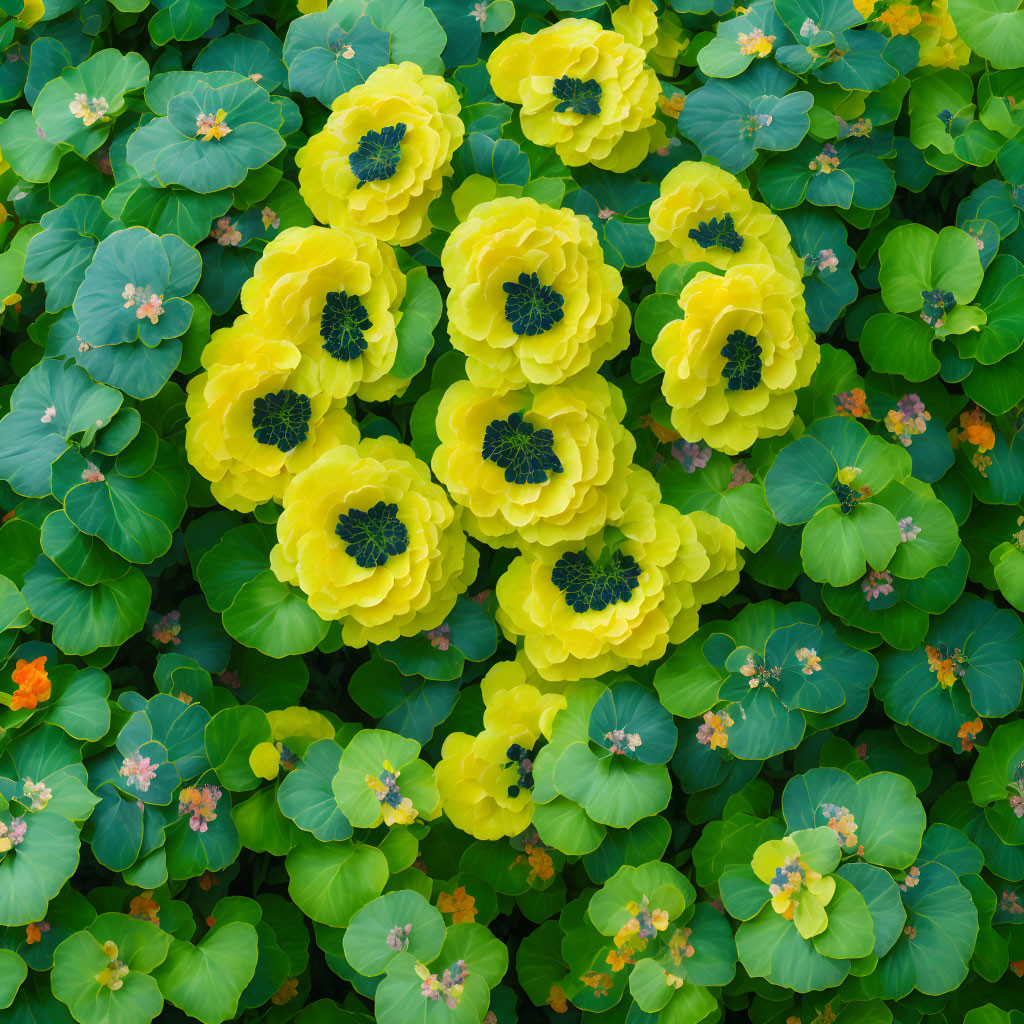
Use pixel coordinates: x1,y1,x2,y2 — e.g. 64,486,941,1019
880,4,923,35
912,0,971,68
751,836,836,940
647,161,801,282
611,0,659,53
296,62,464,246
487,18,660,172
431,374,636,549
435,683,565,840
737,28,776,57
441,196,629,390
185,319,359,512
267,707,334,742
687,510,744,607
239,225,407,401
479,656,586,700
652,264,819,455
496,467,738,680
269,436,478,647
16,0,44,26
249,742,281,780
852,0,876,15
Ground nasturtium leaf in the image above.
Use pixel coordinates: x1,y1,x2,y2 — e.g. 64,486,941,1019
0,359,123,499
32,50,148,158
127,73,285,193
152,921,259,1024
286,836,390,928
278,739,353,842
344,890,445,977
0,810,81,926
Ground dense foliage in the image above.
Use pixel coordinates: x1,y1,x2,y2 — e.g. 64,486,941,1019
2,0,1024,1022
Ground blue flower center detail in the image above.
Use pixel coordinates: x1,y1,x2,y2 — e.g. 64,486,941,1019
321,290,371,361
832,481,857,514
688,213,744,253
349,123,407,188
720,329,763,391
482,413,563,485
336,501,409,568
252,389,312,452
938,109,953,133
552,76,602,115
503,272,565,336
921,289,956,328
551,549,641,613
504,743,537,798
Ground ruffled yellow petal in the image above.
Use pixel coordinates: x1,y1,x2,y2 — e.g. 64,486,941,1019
432,374,635,548
487,19,659,172
441,196,629,390
296,62,464,246
751,837,800,883
267,707,335,742
269,435,477,647
240,224,407,401
652,264,819,455
185,317,360,512
496,467,739,680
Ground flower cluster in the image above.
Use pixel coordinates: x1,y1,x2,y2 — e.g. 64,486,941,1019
297,63,464,245
177,785,222,833
696,710,734,750
436,667,566,839
651,167,818,454
365,761,418,826
8,656,50,711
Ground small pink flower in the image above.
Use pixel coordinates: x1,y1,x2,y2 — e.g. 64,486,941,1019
8,817,27,846
22,778,52,811
597,207,615,220
671,441,711,473
728,461,754,489
261,207,280,230
119,752,159,793
427,623,451,651
471,1,487,21
81,462,105,484
40,405,56,424
861,570,894,602
135,291,164,324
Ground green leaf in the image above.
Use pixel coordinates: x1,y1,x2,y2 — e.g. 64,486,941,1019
286,836,389,927
205,707,273,792
0,811,81,926
391,267,441,379
152,922,259,1024
343,890,445,977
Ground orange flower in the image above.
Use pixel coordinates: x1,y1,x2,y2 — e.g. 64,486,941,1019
129,894,160,925
1010,960,1024,977
198,870,219,891
605,947,634,972
580,971,613,996
957,407,996,453
10,656,51,710
546,985,569,1012
638,413,681,443
271,978,298,1005
834,388,870,418
957,718,983,752
25,921,48,944
437,885,477,923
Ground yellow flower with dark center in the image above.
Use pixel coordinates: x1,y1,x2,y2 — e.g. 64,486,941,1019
269,436,478,647
496,467,740,680
647,162,801,282
431,374,635,549
652,264,819,455
435,683,566,839
487,18,660,172
185,318,359,512
296,62,464,246
240,225,407,401
752,835,836,939
442,197,629,390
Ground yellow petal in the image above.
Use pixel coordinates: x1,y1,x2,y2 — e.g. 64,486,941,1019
249,742,281,780
807,874,836,908
751,838,798,883
793,893,828,940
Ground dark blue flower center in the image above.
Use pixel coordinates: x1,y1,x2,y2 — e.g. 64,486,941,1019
503,272,565,336
720,329,762,391
688,213,744,253
938,109,953,133
504,743,537,798
336,501,409,568
832,481,857,514
321,290,371,361
552,76,602,116
252,390,312,452
551,549,641,613
921,289,955,328
349,123,406,188
482,413,563,485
